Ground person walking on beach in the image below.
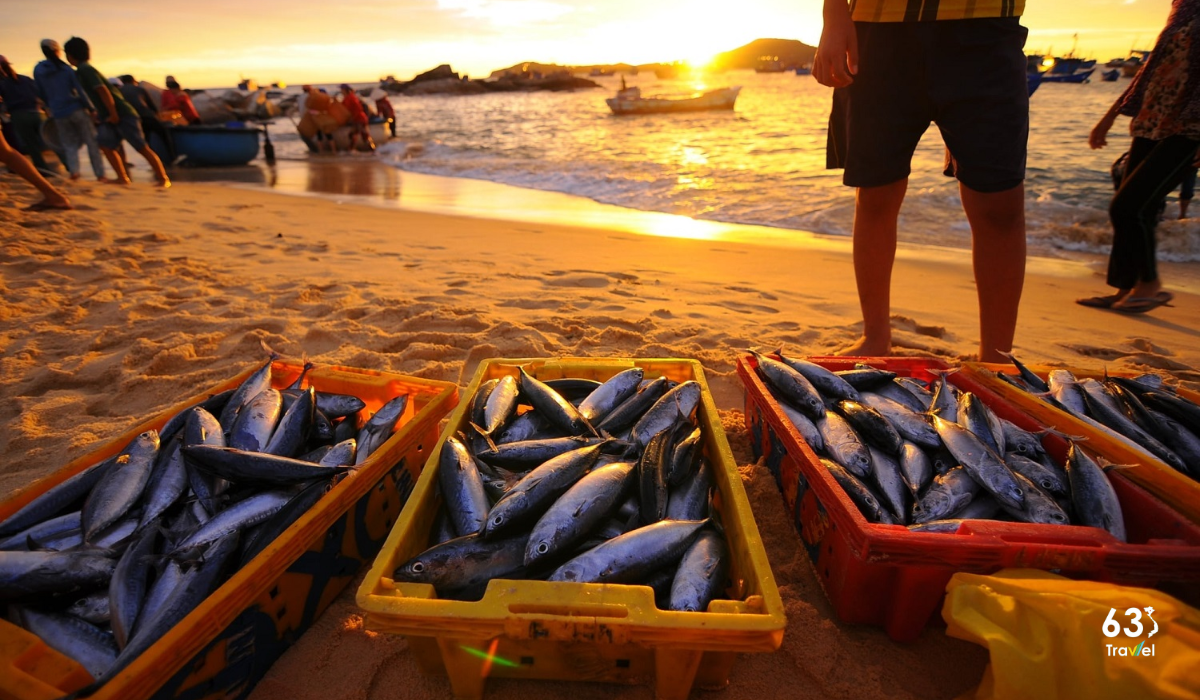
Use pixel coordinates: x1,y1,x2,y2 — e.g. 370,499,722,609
119,75,174,162
815,0,1028,363
0,129,72,211
0,55,64,176
1080,0,1200,314
33,38,105,182
63,37,170,188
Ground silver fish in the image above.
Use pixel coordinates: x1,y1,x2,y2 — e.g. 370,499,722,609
898,442,933,496
82,431,159,543
438,436,491,537
750,351,824,420
168,491,291,558
525,462,636,566
578,368,645,424
482,375,520,435
0,550,116,600
392,532,528,592
518,367,596,437
264,386,315,457
774,351,860,402
860,393,942,451
218,357,275,434
779,402,824,452
355,394,409,465
12,606,117,680
630,381,702,448
548,519,707,584
914,467,982,524
823,459,895,525
932,415,1024,511
482,442,606,539
668,529,728,612
817,410,872,478
228,388,282,453
1065,443,1126,542
666,460,713,521
867,446,910,524
110,526,159,650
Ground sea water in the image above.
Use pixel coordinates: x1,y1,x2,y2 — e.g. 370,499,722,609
268,72,1200,261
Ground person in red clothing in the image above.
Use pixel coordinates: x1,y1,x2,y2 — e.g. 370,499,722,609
374,90,396,137
340,84,374,152
160,77,201,125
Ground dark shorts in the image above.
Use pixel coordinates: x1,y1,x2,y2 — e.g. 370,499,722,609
97,114,147,151
831,18,1029,193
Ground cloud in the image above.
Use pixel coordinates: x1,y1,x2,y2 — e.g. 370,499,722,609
437,0,574,26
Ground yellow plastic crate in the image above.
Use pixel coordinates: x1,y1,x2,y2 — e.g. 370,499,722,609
961,363,1200,525
356,357,785,700
0,361,458,700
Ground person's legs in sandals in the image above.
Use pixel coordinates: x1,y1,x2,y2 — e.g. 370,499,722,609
1102,135,1198,313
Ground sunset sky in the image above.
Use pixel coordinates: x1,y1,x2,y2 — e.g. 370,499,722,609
0,0,1177,89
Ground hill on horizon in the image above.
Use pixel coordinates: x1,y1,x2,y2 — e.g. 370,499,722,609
491,37,817,77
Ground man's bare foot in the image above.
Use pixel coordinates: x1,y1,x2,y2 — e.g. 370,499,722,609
837,335,891,357
156,177,171,189
69,172,81,181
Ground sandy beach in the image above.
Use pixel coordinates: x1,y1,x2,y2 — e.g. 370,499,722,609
4,165,1200,700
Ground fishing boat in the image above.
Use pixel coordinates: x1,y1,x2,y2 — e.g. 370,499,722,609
605,81,741,115
148,122,263,166
1039,67,1095,83
1101,69,1120,82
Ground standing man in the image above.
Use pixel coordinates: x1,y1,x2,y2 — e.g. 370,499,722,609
814,0,1028,363
33,38,104,181
63,37,170,188
0,55,64,176
119,75,174,162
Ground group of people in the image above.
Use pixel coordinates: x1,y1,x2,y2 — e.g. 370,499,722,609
815,0,1199,361
0,37,204,210
298,84,393,153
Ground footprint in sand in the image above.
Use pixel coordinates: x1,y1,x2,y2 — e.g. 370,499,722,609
711,299,780,314
726,285,779,301
543,273,610,289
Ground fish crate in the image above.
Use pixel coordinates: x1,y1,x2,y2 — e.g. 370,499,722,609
356,357,785,700
0,361,458,700
737,354,1200,643
961,362,1200,525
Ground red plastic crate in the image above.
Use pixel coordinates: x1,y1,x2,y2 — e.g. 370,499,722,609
737,354,1200,642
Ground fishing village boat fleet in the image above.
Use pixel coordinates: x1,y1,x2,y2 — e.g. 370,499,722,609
605,80,742,116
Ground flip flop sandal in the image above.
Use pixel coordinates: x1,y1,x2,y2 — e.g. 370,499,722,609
1114,291,1174,314
1075,293,1126,308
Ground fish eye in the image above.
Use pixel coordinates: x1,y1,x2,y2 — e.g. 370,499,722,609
1053,514,1067,522
1017,445,1029,454
536,543,549,555
1014,488,1023,496
411,561,425,573
492,515,503,526
1042,480,1054,489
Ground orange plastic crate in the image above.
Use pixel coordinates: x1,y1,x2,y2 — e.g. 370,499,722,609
0,361,458,700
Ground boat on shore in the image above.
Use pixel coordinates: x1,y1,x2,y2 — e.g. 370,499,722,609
605,83,741,115
148,122,263,166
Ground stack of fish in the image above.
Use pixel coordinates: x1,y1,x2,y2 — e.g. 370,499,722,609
392,367,728,613
748,351,1126,541
0,358,409,691
994,354,1200,483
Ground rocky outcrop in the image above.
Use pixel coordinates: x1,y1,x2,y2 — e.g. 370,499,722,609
380,64,600,96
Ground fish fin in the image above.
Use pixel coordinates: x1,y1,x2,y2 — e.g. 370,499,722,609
468,423,498,452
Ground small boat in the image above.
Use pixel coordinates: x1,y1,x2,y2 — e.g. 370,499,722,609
1039,67,1095,83
605,83,741,115
149,123,263,166
794,65,812,76
1026,71,1042,97
1101,69,1120,82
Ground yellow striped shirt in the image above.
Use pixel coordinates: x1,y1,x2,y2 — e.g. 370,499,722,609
849,0,1024,22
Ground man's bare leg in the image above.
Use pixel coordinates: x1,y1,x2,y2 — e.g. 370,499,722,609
961,183,1025,363
101,147,131,184
841,178,907,356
